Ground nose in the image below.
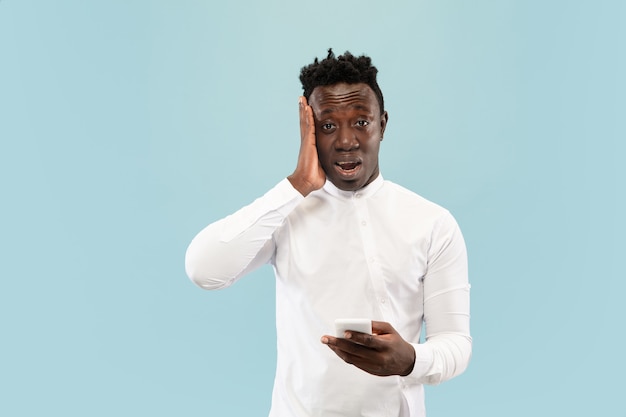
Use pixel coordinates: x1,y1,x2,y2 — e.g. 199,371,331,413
335,128,359,151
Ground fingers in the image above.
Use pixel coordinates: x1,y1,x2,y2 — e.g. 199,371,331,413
320,321,416,377
289,96,325,196
322,335,390,376
321,321,398,351
323,333,377,352
341,321,396,347
343,330,379,348
371,320,395,335
299,96,315,145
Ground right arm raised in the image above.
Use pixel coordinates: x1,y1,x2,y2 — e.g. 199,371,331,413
185,97,325,289
185,179,304,289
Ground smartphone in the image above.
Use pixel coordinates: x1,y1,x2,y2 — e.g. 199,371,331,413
334,318,372,337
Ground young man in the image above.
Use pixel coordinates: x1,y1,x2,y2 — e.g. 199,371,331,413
185,50,471,417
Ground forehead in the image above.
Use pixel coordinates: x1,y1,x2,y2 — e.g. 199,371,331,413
309,83,379,115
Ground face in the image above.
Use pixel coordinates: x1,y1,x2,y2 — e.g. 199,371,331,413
308,83,388,191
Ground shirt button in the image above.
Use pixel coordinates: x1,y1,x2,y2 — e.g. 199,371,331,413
361,220,367,226
355,193,361,199
380,298,386,304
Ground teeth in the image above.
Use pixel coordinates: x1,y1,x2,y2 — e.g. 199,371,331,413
339,163,357,170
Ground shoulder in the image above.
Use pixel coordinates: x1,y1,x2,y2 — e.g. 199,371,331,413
380,180,449,214
377,180,463,236
381,181,465,246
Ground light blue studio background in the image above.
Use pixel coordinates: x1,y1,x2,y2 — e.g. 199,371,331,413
1,1,624,416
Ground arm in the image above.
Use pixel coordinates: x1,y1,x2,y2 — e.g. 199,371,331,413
185,97,326,289
184,179,303,289
321,211,471,383
407,211,471,384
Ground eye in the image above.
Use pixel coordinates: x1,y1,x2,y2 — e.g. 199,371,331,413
356,120,369,127
321,123,335,132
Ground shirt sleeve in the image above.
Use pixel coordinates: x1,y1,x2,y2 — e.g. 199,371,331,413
402,210,472,386
185,179,304,290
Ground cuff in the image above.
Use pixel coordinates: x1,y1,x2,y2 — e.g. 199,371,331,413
400,342,438,386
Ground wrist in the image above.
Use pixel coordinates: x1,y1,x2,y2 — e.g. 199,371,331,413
287,174,318,197
400,344,416,376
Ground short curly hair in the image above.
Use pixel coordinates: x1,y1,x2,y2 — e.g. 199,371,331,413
299,49,385,114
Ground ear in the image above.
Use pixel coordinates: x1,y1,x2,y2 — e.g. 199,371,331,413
380,111,389,140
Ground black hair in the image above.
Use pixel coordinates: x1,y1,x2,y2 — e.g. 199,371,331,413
299,48,385,114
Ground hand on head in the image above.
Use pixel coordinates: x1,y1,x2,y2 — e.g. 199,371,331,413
287,96,326,196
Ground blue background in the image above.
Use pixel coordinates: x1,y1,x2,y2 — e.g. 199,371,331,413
1,1,624,416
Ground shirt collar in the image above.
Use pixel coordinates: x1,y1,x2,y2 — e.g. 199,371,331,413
322,173,384,199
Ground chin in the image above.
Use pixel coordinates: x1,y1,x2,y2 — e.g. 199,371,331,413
330,178,363,191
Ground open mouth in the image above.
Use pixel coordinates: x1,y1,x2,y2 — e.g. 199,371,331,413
335,161,362,177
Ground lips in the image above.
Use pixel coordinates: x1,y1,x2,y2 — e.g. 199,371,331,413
334,160,362,178
337,161,360,171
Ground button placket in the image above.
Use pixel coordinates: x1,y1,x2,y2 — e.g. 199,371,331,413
353,197,393,322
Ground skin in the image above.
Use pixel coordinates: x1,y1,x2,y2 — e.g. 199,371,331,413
321,321,416,377
288,82,388,195
287,82,416,377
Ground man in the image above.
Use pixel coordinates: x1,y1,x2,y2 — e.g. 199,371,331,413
185,49,471,417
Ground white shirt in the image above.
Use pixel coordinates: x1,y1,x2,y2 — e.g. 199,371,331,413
185,174,471,417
